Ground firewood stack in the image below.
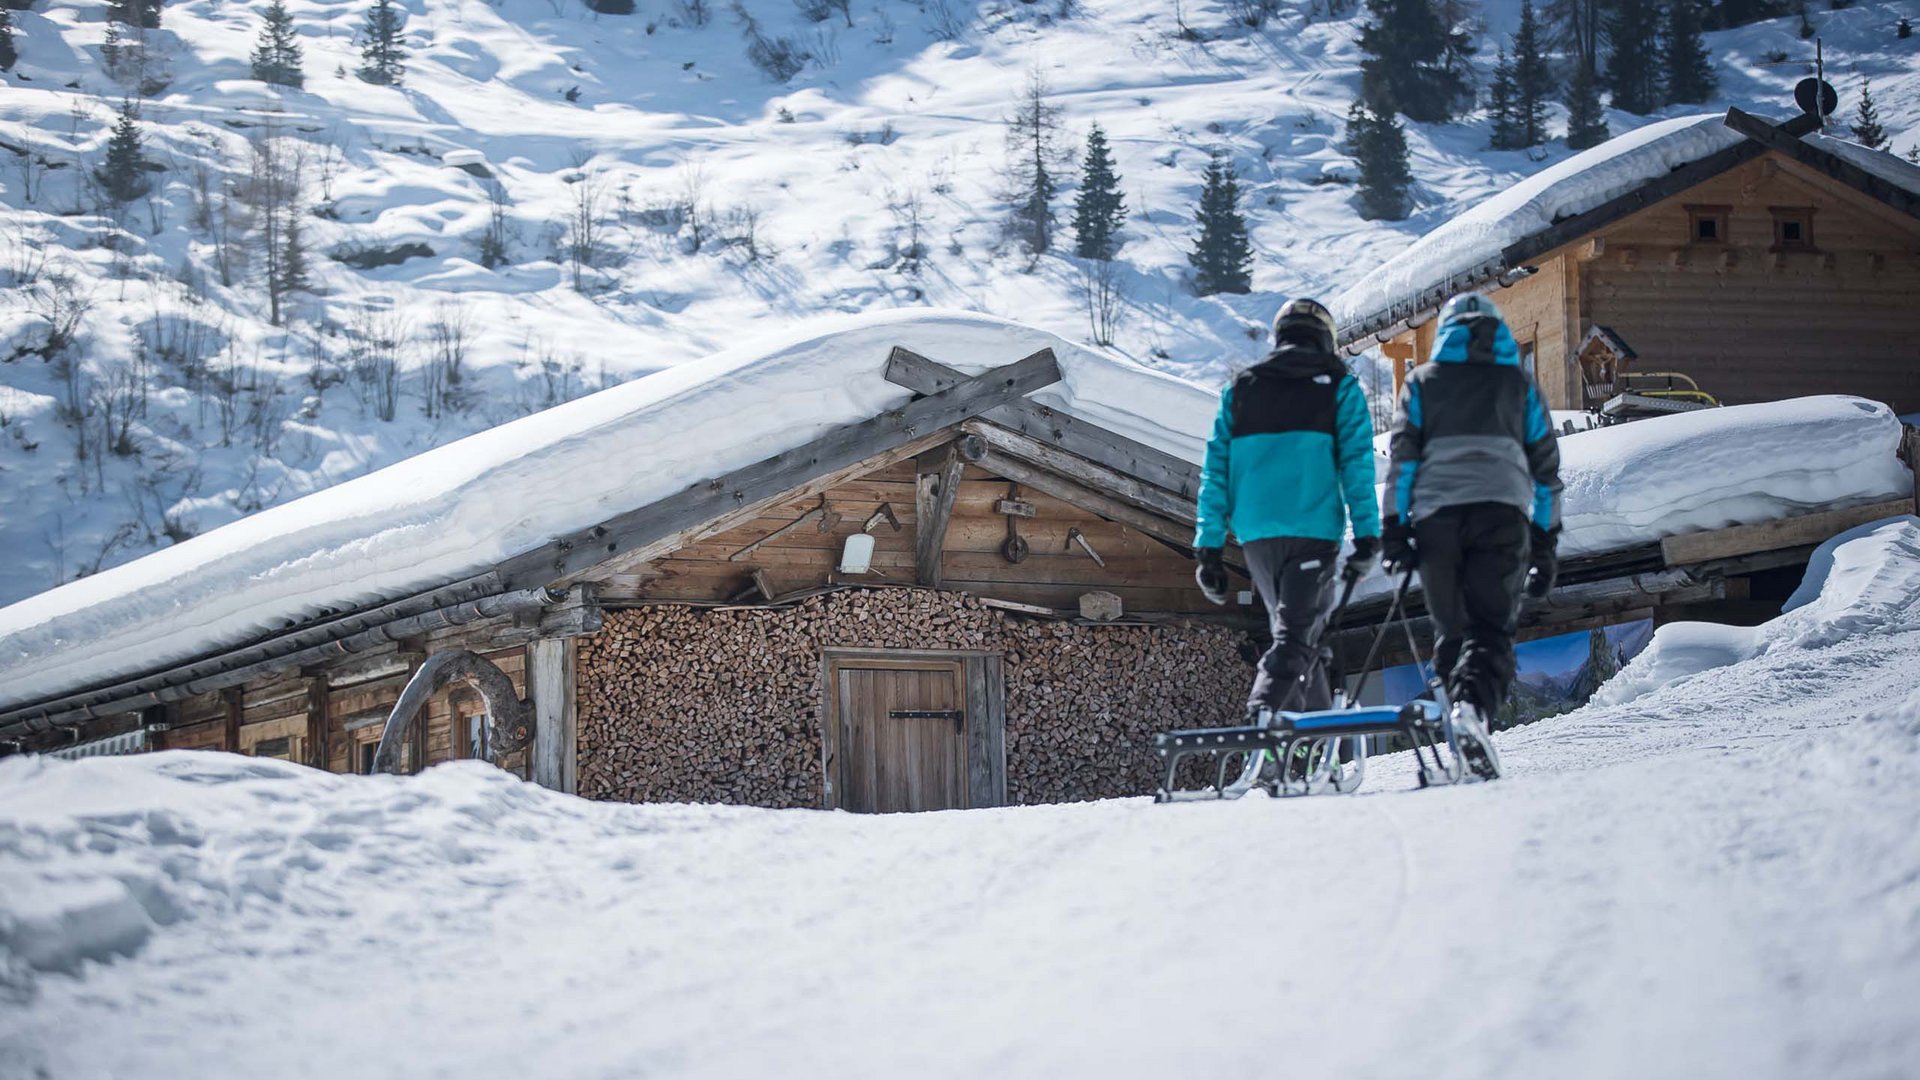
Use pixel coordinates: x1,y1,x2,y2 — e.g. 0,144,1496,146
575,588,1251,807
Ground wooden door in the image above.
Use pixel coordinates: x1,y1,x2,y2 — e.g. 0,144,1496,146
837,661,968,813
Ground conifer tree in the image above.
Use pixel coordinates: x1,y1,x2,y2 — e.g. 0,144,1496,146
251,0,305,89
1604,0,1662,114
1189,151,1253,296
1661,0,1717,104
280,209,310,304
1850,80,1887,150
1488,49,1525,150
1346,99,1413,220
1004,70,1068,256
1071,123,1127,261
1358,0,1473,123
1565,59,1609,148
1513,0,1553,146
0,7,16,73
108,0,162,29
1899,16,1912,39
1546,0,1605,74
96,100,149,204
359,0,408,87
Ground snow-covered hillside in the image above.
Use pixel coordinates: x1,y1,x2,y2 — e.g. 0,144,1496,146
4,518,1919,1079
2,0,1916,607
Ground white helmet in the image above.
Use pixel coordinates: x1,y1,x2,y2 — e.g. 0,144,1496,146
1438,292,1502,326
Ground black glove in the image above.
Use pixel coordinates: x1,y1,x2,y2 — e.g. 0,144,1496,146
1195,546,1229,606
1526,524,1559,600
1381,516,1416,575
1342,536,1378,585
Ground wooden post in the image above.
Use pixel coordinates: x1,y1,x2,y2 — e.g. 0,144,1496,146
913,443,965,588
304,675,329,771
221,686,243,754
529,637,578,794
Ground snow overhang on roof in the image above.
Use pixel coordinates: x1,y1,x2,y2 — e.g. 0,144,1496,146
1332,109,1920,354
0,311,1218,735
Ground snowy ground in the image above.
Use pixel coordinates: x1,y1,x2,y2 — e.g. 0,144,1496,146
2,0,1917,607
4,521,1918,1080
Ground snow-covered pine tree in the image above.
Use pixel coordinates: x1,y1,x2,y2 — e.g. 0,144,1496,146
1071,123,1126,261
1488,49,1525,150
1004,70,1068,257
359,0,408,87
1358,0,1473,123
1188,151,1253,295
251,0,305,89
1604,0,1662,114
1513,0,1553,146
96,100,149,204
1346,99,1413,220
0,7,15,73
280,209,310,307
1850,80,1887,150
1661,0,1717,104
1565,59,1609,148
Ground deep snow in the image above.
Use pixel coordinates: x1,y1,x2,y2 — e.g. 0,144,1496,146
3,521,1920,1079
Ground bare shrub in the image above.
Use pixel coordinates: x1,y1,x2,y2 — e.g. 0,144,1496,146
348,307,407,422
1082,258,1124,347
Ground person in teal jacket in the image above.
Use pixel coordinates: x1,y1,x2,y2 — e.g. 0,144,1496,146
1194,298,1381,719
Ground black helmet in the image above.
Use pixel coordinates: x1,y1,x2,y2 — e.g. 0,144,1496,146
1273,297,1336,352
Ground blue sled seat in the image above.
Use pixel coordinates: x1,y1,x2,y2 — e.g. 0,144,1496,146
1280,699,1444,732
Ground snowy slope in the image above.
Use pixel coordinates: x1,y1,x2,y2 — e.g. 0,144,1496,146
2,0,1918,608
3,522,1919,1079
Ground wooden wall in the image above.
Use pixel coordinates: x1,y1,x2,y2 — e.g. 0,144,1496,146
596,460,1223,616
1582,154,1920,415
576,590,1252,808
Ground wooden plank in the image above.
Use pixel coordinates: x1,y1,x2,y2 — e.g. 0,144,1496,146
529,638,577,793
885,347,1201,498
983,655,1007,807
913,443,966,588
961,419,1196,525
222,687,242,753
727,507,827,562
965,658,993,808
1660,498,1914,566
502,349,1062,589
969,448,1206,558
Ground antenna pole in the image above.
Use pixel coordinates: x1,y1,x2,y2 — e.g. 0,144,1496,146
1815,38,1825,133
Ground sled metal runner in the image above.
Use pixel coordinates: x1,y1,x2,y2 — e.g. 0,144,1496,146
1151,569,1475,802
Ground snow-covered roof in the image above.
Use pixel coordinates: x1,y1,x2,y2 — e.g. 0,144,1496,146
1332,113,1920,347
0,311,1217,715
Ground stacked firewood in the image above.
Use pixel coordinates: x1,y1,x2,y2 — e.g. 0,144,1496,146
575,588,1250,807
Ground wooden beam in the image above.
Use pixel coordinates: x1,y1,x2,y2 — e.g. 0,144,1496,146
727,506,827,562
1723,107,1920,222
967,448,1192,551
884,348,1201,498
960,419,1196,524
1660,498,1914,567
502,349,1062,590
222,686,242,754
913,443,966,588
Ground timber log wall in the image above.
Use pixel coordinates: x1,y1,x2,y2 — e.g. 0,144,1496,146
576,588,1251,807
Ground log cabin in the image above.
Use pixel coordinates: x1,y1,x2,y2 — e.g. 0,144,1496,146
1333,108,1920,416
0,323,1263,811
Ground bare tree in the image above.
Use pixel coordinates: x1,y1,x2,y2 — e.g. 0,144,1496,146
348,307,406,421
886,185,927,275
1081,257,1124,347
246,126,308,325
480,177,511,267
678,159,710,253
1003,69,1069,258
564,156,609,290
423,300,470,417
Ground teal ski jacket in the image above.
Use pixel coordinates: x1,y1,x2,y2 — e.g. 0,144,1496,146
1194,345,1382,549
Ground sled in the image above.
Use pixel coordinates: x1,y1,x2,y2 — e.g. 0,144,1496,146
1150,570,1481,803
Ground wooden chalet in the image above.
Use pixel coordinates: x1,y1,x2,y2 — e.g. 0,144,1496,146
0,346,1257,811
1337,109,1920,416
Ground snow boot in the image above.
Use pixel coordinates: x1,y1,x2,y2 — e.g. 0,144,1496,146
1448,702,1502,781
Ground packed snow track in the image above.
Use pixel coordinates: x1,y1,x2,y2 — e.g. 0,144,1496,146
3,522,1920,1080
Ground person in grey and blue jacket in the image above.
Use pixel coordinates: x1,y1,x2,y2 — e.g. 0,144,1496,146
1194,298,1381,720
1380,292,1563,780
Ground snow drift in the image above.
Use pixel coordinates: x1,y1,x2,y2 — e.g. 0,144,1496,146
5,519,1920,1079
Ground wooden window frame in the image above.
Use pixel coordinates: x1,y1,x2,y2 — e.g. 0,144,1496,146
449,688,489,762
1768,205,1817,252
819,648,1006,812
1685,204,1730,245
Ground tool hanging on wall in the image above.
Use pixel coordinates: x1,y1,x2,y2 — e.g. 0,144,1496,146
1000,483,1029,564
1066,527,1106,568
862,502,901,533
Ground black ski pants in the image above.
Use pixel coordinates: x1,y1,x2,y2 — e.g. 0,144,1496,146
1414,502,1530,715
1243,536,1340,715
